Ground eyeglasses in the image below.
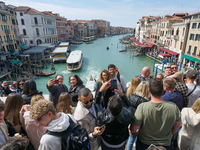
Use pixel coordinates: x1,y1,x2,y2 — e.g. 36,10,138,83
84,98,94,105
171,67,177,69
19,83,24,86
36,111,48,122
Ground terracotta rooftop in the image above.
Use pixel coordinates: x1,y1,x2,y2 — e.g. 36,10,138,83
15,6,40,14
173,13,188,16
183,11,200,18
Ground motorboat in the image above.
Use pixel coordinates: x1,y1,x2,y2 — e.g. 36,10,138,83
66,50,83,71
119,49,127,52
85,76,96,92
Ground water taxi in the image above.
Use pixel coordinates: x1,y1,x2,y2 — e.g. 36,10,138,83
52,47,69,63
83,37,92,42
66,50,83,71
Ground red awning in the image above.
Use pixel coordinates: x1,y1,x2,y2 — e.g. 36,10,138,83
130,37,136,41
144,42,154,47
159,53,171,57
158,47,179,56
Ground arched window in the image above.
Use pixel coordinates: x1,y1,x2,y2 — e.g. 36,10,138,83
182,28,185,36
36,28,39,35
34,17,38,24
176,28,179,36
20,12,23,16
23,29,26,35
21,19,25,25
172,28,174,35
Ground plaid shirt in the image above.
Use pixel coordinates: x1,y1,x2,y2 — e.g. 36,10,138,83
175,82,188,107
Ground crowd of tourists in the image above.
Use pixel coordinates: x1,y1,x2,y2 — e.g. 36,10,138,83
0,63,200,150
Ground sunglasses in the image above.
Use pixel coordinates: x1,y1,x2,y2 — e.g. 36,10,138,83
171,67,177,69
70,74,76,77
19,83,24,86
36,111,48,122
84,98,94,105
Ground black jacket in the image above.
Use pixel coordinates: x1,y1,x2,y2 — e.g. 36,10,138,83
95,82,114,109
68,84,84,105
95,91,134,145
47,84,68,107
128,93,149,109
22,92,43,105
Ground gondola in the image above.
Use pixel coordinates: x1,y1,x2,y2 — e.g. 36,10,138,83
34,71,56,76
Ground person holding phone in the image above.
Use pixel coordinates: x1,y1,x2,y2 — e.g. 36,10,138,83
95,80,134,150
95,69,114,109
46,74,68,107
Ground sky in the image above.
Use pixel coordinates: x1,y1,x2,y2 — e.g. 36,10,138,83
5,0,200,28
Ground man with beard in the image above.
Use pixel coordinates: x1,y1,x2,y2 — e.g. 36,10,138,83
74,88,105,150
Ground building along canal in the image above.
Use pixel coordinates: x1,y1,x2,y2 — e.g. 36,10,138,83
32,35,155,94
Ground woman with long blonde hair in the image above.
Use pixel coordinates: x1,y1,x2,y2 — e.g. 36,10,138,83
126,76,141,98
57,92,76,114
95,69,114,108
178,98,200,150
127,81,150,150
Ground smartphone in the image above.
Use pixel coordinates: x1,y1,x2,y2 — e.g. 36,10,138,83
54,79,59,84
99,124,105,130
111,79,117,90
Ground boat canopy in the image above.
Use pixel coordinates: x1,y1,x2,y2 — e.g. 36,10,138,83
52,47,68,54
67,50,82,64
59,42,69,47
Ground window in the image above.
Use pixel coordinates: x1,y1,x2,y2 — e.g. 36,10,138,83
12,19,15,25
176,28,179,35
36,28,39,35
198,23,200,29
1,25,3,31
195,34,200,41
20,12,23,16
180,42,183,50
21,19,25,25
30,40,33,44
188,45,191,53
10,10,13,14
34,17,38,24
193,47,197,55
192,23,197,29
172,29,174,35
23,29,26,35
182,28,185,36
190,34,195,40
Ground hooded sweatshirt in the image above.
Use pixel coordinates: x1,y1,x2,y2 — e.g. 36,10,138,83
38,113,76,150
178,108,200,150
162,91,184,110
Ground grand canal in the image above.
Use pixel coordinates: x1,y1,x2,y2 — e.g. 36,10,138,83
35,35,154,94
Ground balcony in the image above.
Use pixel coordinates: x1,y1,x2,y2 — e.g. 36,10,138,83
7,40,13,44
5,30,10,34
187,51,191,54
165,34,171,38
173,35,179,40
192,53,196,56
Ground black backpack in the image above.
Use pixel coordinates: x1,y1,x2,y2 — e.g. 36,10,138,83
46,115,90,150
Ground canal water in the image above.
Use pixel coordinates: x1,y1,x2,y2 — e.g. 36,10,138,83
35,35,154,94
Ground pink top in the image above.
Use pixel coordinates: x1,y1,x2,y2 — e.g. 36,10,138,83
23,111,46,150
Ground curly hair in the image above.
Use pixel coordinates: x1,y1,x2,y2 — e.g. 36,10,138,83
30,99,56,120
30,95,44,106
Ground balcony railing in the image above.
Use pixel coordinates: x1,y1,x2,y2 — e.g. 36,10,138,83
165,34,171,38
5,30,10,34
192,53,196,56
174,35,179,40
187,51,191,54
7,40,13,44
